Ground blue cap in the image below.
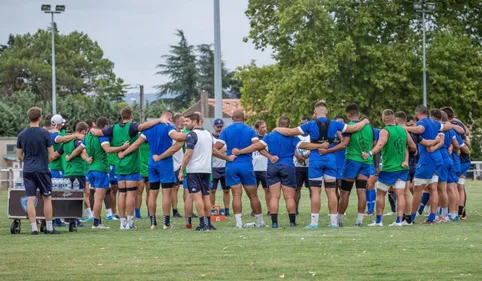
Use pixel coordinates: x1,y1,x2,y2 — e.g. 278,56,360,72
214,119,224,127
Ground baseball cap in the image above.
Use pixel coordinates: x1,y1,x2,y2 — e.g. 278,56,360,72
214,119,224,127
51,114,66,126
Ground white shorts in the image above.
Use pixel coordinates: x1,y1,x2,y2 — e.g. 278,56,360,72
458,178,465,185
376,180,406,192
413,174,438,186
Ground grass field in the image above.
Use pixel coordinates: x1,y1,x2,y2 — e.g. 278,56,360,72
1,182,481,281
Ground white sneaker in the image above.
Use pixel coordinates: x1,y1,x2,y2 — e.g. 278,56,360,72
384,212,396,216
235,224,243,229
255,222,266,228
401,221,413,226
120,224,129,230
368,222,383,227
243,222,256,228
151,225,157,230
92,224,110,230
389,222,403,227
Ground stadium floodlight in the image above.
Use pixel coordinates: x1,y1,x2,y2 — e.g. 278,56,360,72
55,5,66,12
41,4,51,12
41,4,65,114
413,3,422,11
426,3,436,11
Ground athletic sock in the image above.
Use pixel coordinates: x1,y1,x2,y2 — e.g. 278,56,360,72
147,209,150,217
357,213,364,224
199,217,205,227
337,213,344,224
173,208,179,215
106,208,113,217
410,212,416,223
224,208,230,214
271,214,278,224
458,206,464,216
204,216,210,227
120,217,127,227
86,208,94,219
127,216,134,227
418,193,430,214
150,216,157,226
31,222,38,232
396,216,402,223
164,216,171,226
94,218,100,227
135,208,141,217
186,217,192,225
329,214,337,225
388,192,396,213
289,213,296,224
376,214,383,224
235,214,242,226
441,207,448,218
255,214,264,224
311,213,319,225
427,213,436,222
46,220,53,231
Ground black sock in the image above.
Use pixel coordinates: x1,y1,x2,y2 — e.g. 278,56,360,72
150,216,157,226
458,206,464,216
173,209,179,215
289,213,296,224
271,214,278,224
207,216,211,226
94,218,100,227
186,217,192,225
200,217,205,227
164,216,170,226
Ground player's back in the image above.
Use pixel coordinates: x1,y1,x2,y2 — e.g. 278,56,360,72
18,127,51,173
261,132,299,167
142,123,175,166
220,122,257,163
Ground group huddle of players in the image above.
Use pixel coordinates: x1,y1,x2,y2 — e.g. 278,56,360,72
17,100,472,234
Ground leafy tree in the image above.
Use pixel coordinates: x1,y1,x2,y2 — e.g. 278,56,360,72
0,27,125,101
155,30,198,111
145,100,168,119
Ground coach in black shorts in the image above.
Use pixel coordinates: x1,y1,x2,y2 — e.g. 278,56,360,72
17,107,60,235
210,119,230,216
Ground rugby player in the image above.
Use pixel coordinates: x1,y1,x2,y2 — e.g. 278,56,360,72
210,119,230,216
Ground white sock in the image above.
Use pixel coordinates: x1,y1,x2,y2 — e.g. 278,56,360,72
127,216,134,226
235,214,242,226
106,209,113,217
311,213,319,225
337,213,344,224
255,214,264,224
357,213,364,224
329,214,337,225
46,220,53,231
424,205,430,212
120,217,127,227
31,222,38,232
86,208,94,218
442,207,448,218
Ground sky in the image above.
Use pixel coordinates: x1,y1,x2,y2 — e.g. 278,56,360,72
0,0,274,94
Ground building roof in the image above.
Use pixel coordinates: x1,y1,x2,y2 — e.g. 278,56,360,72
183,98,243,118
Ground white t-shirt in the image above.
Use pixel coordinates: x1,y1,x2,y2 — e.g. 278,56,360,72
294,135,310,167
212,134,226,168
173,139,183,171
253,135,268,172
186,129,213,174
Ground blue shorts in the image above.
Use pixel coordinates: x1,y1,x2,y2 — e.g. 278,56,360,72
308,160,337,185
117,173,141,182
460,162,471,177
342,159,375,179
183,177,188,190
50,170,63,179
378,170,409,186
109,166,118,185
267,165,296,188
226,162,256,187
86,173,90,183
414,162,437,179
148,165,175,184
437,158,452,183
88,171,110,188
336,167,343,180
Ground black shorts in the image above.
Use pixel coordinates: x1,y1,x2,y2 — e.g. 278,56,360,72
296,167,309,188
187,173,211,195
267,165,297,188
255,171,267,188
24,172,52,197
174,169,182,185
68,176,86,190
212,168,227,190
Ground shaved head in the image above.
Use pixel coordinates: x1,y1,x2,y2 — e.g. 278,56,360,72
232,109,245,122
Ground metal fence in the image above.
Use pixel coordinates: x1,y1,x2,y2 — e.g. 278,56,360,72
2,162,482,192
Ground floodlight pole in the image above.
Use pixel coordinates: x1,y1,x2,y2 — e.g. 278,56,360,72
51,12,57,114
213,0,222,119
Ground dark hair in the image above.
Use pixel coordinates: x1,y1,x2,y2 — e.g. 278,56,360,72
429,108,442,120
441,107,455,120
301,116,310,121
407,115,416,122
44,113,52,127
278,116,290,128
345,103,359,115
254,120,266,129
86,119,96,129
96,117,109,129
72,120,81,131
184,113,201,123
121,107,133,120
415,105,427,115
27,107,42,122
335,115,347,123
75,121,89,132
394,111,407,122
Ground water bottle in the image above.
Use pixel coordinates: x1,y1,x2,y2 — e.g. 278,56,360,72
52,178,57,190
62,178,70,189
15,178,23,188
73,179,80,190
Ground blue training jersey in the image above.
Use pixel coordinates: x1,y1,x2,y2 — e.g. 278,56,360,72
141,123,176,168
417,117,443,166
298,117,346,163
218,122,258,164
441,128,455,159
260,131,300,168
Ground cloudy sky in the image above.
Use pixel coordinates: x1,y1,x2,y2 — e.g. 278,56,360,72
0,0,274,94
